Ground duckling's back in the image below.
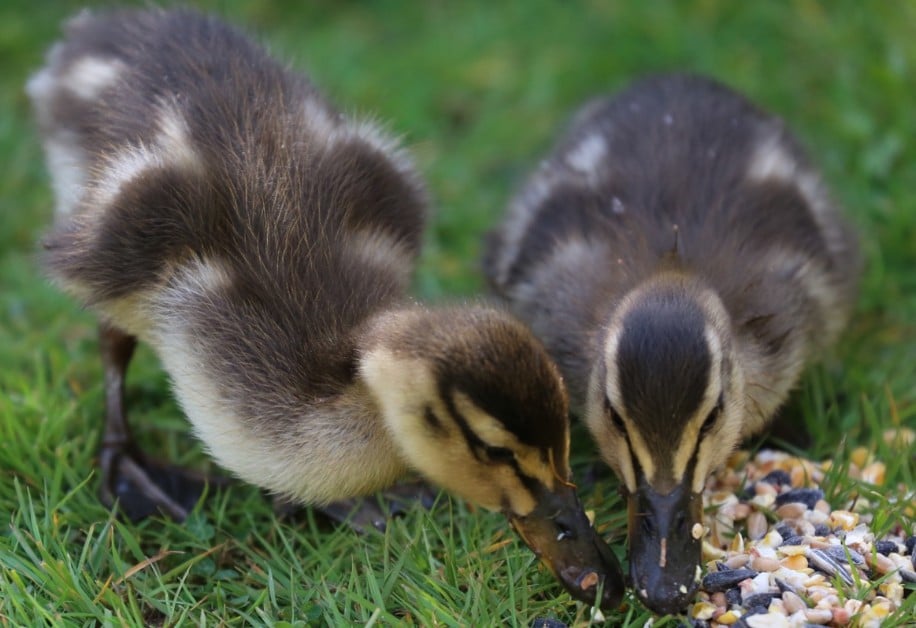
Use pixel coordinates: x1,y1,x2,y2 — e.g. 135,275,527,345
30,8,427,401
486,74,859,406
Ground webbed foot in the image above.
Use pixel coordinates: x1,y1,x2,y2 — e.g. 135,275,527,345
99,446,210,521
272,480,439,533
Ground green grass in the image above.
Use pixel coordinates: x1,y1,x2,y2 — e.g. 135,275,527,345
1,0,914,625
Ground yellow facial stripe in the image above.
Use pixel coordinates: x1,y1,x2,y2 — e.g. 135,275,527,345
590,327,639,493
452,392,556,490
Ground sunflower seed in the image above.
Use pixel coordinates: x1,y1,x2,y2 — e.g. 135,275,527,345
806,548,854,586
725,586,743,607
702,567,758,592
742,592,775,609
760,470,791,487
774,488,823,510
820,544,864,565
874,540,898,555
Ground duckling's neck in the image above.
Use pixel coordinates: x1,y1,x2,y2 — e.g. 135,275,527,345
355,305,442,444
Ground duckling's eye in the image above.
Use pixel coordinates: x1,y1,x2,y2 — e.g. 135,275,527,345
484,445,515,464
699,403,721,438
604,397,626,435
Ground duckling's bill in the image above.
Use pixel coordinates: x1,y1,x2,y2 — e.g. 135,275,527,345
626,475,703,615
508,481,625,610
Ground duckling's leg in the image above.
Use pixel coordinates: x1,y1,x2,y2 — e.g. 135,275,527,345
97,323,209,521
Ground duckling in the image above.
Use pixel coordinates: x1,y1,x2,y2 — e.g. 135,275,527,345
485,73,859,614
28,8,625,608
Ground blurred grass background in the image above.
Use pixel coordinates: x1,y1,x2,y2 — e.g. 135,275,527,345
0,1,913,625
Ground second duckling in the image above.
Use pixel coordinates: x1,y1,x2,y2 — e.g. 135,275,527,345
485,74,859,614
29,8,624,608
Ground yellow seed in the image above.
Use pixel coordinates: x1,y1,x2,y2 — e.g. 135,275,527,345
729,532,745,553
784,457,822,486
804,573,826,587
828,510,859,531
702,540,727,560
781,554,809,570
716,610,739,625
861,462,885,485
779,544,808,557
761,530,783,548
691,601,716,620
879,581,904,605
871,601,892,618
850,446,870,469
789,464,808,487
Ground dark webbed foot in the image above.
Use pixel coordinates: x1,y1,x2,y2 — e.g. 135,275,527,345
273,480,439,533
379,479,439,513
99,448,210,521
320,497,390,533
272,494,388,533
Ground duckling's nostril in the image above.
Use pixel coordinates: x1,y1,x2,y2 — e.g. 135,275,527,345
554,517,577,541
674,509,688,535
640,513,655,537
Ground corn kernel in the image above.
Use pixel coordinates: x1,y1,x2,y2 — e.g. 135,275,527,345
850,446,870,469
781,554,809,570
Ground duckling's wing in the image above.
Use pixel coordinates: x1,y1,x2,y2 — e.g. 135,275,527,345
32,8,426,322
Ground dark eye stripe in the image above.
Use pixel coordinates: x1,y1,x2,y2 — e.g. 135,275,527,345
699,408,718,438
605,397,628,437
604,397,642,478
439,392,544,502
484,445,515,463
692,395,724,467
423,406,448,436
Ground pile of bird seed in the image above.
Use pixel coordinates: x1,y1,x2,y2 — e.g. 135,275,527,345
691,433,915,627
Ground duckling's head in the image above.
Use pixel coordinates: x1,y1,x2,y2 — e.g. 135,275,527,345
585,274,745,614
360,305,624,608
